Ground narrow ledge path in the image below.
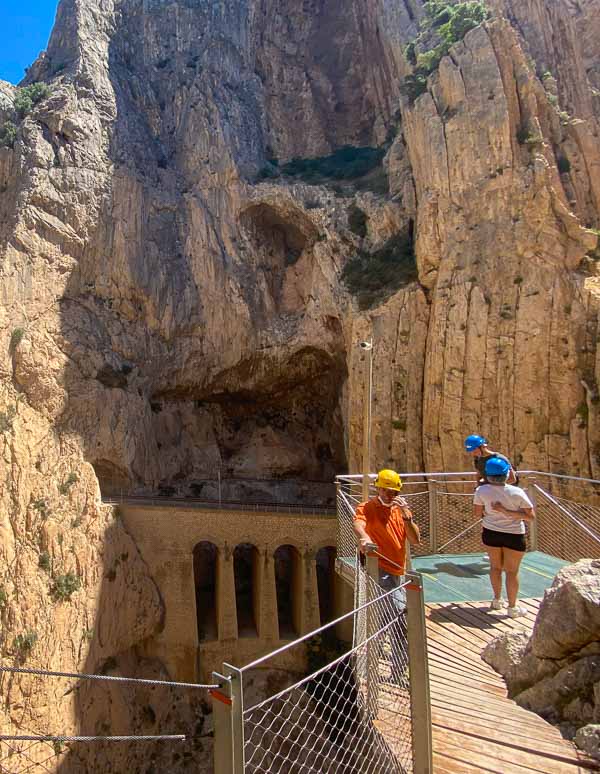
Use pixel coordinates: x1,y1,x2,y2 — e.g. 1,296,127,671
426,599,599,774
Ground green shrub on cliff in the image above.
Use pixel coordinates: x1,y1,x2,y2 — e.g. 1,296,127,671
51,572,81,601
0,122,17,149
14,83,50,118
402,1,491,102
281,146,385,184
342,230,417,309
347,204,368,238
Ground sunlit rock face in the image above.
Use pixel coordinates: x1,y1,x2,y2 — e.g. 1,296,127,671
2,0,600,770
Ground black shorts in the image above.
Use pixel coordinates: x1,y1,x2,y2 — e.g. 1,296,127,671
482,528,526,552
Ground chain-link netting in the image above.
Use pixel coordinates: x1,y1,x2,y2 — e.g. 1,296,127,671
0,737,64,774
337,472,600,561
526,477,600,561
241,580,413,774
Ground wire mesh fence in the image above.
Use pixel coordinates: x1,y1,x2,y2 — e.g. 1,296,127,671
233,577,416,774
336,471,600,565
525,478,600,561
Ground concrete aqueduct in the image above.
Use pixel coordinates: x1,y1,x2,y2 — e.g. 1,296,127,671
117,502,353,683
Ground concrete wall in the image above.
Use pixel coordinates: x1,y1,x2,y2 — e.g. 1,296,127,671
119,504,353,683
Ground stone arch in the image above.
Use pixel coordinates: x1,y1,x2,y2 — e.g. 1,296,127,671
193,541,218,642
316,546,337,625
274,544,301,638
233,543,259,637
267,537,304,556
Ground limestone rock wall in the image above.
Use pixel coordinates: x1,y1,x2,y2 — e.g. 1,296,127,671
1,0,600,771
398,18,600,478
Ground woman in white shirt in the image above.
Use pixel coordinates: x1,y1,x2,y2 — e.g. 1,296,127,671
473,456,535,618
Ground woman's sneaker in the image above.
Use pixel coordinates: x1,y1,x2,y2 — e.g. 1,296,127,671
507,605,527,619
489,598,506,611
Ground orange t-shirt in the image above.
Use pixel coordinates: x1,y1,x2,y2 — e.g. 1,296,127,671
354,497,408,575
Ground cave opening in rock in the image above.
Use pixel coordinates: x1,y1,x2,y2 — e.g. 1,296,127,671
193,541,218,642
239,202,318,310
316,546,337,625
234,543,259,637
92,459,131,497
274,544,301,638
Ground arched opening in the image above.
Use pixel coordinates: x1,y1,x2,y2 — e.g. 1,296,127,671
316,546,337,625
234,543,259,637
274,544,301,638
91,459,131,497
193,542,218,642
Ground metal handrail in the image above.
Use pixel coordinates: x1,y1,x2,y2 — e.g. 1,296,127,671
337,469,600,485
103,494,335,516
238,581,408,672
533,484,600,545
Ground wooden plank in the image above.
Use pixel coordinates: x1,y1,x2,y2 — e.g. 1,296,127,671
519,598,543,617
427,605,498,646
435,727,579,774
422,597,594,774
429,661,506,699
433,751,506,774
427,652,506,685
426,634,495,674
432,711,587,759
465,600,539,628
434,603,529,641
426,629,503,672
432,739,560,774
425,617,502,664
430,681,526,711
431,703,558,736
428,666,507,697
427,652,506,688
463,600,538,629
430,700,567,736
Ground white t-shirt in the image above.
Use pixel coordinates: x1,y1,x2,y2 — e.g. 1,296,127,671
473,484,533,534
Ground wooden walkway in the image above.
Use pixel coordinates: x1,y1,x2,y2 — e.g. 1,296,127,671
426,598,600,774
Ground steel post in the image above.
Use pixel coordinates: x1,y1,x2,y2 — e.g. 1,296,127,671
211,672,234,774
365,550,380,719
428,479,438,554
524,474,539,551
405,571,433,774
222,663,245,774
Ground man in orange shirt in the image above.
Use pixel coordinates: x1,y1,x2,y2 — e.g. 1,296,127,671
353,468,421,584
354,468,420,684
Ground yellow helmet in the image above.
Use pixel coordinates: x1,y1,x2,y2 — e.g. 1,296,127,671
374,469,402,491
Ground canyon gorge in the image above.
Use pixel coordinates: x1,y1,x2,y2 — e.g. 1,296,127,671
1,0,600,770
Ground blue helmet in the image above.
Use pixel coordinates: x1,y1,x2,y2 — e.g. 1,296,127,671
485,457,510,477
464,434,487,452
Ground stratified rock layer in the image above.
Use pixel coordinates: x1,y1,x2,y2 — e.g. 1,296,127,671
1,0,600,771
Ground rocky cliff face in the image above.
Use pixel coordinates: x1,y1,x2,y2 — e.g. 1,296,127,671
2,0,600,770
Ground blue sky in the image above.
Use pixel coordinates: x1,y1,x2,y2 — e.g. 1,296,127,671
0,1,59,84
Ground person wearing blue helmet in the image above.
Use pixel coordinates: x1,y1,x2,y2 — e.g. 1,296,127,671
473,456,535,618
464,434,517,484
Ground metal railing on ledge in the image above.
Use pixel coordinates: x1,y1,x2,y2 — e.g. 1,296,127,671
336,470,600,572
102,492,336,517
210,560,431,773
